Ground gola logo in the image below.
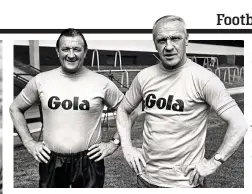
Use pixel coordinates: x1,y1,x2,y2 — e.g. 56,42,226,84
48,96,90,110
145,94,184,112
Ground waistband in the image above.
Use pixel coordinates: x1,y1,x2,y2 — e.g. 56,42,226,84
50,150,88,158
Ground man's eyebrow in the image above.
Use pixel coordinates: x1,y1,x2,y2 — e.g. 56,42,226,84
156,37,167,40
170,35,183,39
156,34,183,40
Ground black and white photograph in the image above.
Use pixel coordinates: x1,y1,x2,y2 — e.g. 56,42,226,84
1,1,252,193
11,15,246,188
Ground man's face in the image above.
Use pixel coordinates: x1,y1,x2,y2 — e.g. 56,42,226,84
153,20,188,69
56,35,87,73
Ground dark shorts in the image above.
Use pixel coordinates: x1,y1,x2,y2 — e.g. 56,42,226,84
137,176,206,188
39,150,105,188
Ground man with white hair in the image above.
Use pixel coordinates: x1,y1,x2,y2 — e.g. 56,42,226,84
116,15,248,188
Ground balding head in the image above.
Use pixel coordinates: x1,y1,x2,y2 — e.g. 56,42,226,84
152,15,189,70
153,15,187,40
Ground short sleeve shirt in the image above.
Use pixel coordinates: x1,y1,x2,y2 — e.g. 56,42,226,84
124,59,236,187
21,67,123,151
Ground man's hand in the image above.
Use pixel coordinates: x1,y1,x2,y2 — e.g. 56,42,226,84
87,142,119,162
24,140,51,163
185,158,221,187
122,146,146,175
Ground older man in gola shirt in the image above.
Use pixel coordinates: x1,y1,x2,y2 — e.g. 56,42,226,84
116,15,248,188
10,28,124,188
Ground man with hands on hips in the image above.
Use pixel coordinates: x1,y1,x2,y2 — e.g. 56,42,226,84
10,28,122,188
116,15,248,188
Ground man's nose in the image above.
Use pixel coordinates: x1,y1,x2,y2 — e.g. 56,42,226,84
67,49,75,58
165,39,174,51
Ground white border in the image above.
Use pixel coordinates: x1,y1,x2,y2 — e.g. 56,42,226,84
244,38,252,189
2,39,14,190
1,0,252,29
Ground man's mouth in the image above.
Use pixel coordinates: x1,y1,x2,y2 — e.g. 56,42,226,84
164,54,176,59
65,58,78,62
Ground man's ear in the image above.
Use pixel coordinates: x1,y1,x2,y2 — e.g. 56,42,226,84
55,48,59,57
154,42,158,51
84,48,88,58
153,34,158,51
185,33,189,46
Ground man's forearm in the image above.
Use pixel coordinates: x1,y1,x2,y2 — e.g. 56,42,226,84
215,120,248,162
116,106,134,149
114,109,139,143
10,108,34,144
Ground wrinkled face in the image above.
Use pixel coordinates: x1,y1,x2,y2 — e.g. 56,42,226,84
56,35,87,73
153,20,188,70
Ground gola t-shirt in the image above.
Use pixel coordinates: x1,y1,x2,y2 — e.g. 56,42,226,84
21,67,123,153
124,59,237,187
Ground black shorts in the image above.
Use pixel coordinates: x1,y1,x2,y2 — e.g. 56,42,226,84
39,150,105,188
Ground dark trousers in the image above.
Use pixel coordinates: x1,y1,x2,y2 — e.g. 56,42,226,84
39,150,105,188
137,176,205,188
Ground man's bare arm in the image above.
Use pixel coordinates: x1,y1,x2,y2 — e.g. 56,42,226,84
214,105,248,161
9,95,51,163
87,109,140,162
188,105,248,186
116,100,146,174
9,95,34,144
116,100,134,148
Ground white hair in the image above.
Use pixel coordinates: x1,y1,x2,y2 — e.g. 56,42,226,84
152,15,187,39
